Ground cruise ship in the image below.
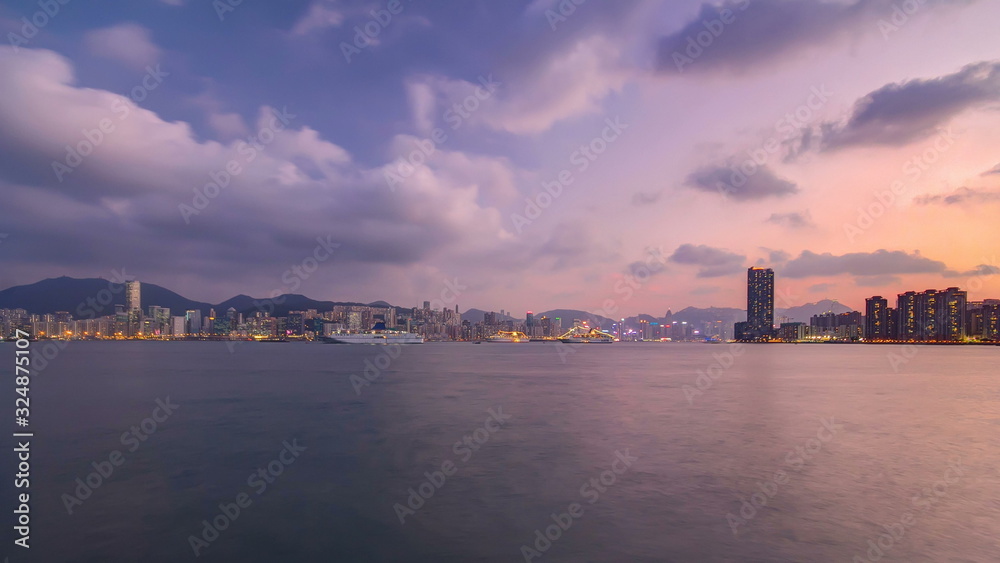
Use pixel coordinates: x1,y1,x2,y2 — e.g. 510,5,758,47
484,331,530,343
558,325,616,344
321,322,424,344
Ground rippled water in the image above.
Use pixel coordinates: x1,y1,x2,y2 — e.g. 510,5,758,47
3,341,999,562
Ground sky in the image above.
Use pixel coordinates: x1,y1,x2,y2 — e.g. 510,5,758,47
0,0,998,316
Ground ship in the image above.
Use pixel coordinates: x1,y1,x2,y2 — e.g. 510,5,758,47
484,331,530,343
557,325,616,344
321,322,424,344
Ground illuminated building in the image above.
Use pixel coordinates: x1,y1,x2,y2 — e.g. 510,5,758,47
738,267,774,342
865,296,889,340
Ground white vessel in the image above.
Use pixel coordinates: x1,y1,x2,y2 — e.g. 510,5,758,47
322,322,424,344
558,325,615,344
484,331,530,343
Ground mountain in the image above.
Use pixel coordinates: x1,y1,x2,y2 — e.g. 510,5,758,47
214,294,372,317
0,277,856,324
0,277,376,318
665,306,744,326
536,309,617,329
776,300,854,323
460,308,518,323
0,277,212,317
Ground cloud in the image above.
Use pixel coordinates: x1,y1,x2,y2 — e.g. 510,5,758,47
412,35,628,135
808,283,836,293
782,249,948,278
631,190,662,206
691,286,721,295
207,112,250,139
657,0,862,74
984,163,1000,176
669,244,745,278
763,248,790,264
766,210,814,229
685,164,798,201
0,47,551,301
83,23,161,70
818,61,1000,149
290,1,345,36
855,274,902,287
657,0,977,75
944,264,1000,278
914,187,1000,205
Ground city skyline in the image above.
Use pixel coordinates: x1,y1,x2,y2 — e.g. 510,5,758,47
3,269,997,343
0,1,999,315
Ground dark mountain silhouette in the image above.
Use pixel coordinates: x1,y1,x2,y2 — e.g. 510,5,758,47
0,277,211,317
0,278,377,318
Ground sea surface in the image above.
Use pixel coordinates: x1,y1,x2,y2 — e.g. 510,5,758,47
2,341,999,562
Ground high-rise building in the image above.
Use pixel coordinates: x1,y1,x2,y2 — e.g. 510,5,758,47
892,288,967,342
126,280,141,312
741,267,774,342
865,296,889,340
810,311,863,341
125,280,142,336
896,291,919,341
984,300,1000,341
940,287,967,341
185,310,201,336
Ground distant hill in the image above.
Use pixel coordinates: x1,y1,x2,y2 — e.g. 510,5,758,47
777,299,854,323
0,277,379,318
460,308,518,324
0,277,855,324
665,306,744,326
536,309,616,329
0,277,212,317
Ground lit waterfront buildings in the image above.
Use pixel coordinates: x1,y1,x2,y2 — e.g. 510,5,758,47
736,267,774,342
864,287,971,342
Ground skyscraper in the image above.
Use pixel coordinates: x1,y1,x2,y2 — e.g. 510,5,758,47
741,267,774,342
125,280,141,312
125,280,141,336
896,291,919,341
865,296,889,340
940,287,967,341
